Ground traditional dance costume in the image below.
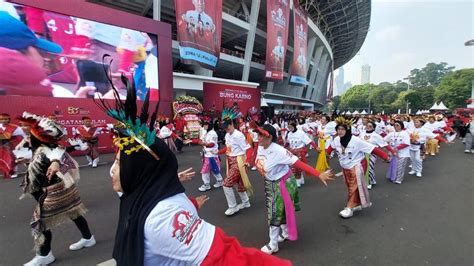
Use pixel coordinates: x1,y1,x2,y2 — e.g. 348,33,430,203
327,118,388,218
220,128,253,216
97,81,290,266
384,130,411,184
315,121,337,172
21,113,94,266
407,126,436,177
0,121,24,178
359,130,394,189
286,128,317,187
76,124,102,167
198,128,223,192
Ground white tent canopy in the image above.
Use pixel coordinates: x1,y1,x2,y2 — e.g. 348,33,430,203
346,111,352,115
430,103,440,110
360,110,367,115
352,110,359,115
437,101,448,110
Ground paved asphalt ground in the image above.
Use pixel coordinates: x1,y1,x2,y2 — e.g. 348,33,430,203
1,141,473,266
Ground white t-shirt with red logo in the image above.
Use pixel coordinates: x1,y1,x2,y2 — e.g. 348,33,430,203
384,131,411,158
225,130,250,157
256,143,298,181
286,130,312,149
359,131,387,148
203,130,219,158
144,193,215,266
331,136,375,169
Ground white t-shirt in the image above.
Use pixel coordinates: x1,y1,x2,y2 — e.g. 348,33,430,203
159,126,173,139
144,193,215,266
407,127,436,150
423,122,440,133
272,123,281,138
256,143,298,181
203,130,219,157
359,131,387,147
384,131,411,158
331,136,375,169
375,121,386,134
225,130,250,157
286,130,312,149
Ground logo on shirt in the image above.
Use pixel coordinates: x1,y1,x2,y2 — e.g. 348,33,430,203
171,211,202,245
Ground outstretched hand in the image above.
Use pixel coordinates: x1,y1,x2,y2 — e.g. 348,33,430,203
47,161,61,180
178,167,195,182
318,169,335,186
195,195,210,208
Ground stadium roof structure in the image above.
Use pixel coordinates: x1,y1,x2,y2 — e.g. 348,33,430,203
89,0,371,70
297,0,371,69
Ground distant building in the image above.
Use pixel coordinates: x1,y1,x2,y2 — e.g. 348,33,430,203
361,64,371,85
335,67,345,95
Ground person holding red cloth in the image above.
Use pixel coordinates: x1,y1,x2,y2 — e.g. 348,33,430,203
0,113,25,178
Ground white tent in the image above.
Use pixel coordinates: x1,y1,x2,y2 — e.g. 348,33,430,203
430,102,440,110
346,111,352,115
352,110,359,115
360,110,367,115
416,110,421,115
437,101,448,110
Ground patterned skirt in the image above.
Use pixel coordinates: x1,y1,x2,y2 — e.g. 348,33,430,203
265,176,300,226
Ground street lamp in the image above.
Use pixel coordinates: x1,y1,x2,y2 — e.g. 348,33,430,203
465,39,474,108
403,77,410,114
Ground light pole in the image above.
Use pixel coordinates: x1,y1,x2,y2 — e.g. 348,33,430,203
465,39,474,108
404,77,410,114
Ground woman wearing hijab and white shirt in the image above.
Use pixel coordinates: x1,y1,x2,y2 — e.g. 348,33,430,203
407,118,436,177
384,120,411,184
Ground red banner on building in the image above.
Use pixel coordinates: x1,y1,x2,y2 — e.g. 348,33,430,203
175,0,223,70
265,0,290,81
290,3,308,86
203,83,261,117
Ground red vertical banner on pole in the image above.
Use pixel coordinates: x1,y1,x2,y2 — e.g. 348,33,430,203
290,3,308,86
175,0,223,70
265,0,290,81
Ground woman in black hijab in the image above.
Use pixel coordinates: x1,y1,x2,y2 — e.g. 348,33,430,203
100,76,292,266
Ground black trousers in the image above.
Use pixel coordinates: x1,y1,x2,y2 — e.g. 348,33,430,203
32,191,92,256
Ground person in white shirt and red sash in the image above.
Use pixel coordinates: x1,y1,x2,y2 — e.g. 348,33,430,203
98,77,291,266
197,120,224,192
253,123,334,255
285,121,318,187
325,117,390,218
0,113,25,178
218,108,254,216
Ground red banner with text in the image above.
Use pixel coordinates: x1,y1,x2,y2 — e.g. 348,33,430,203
203,83,261,117
265,0,290,81
290,3,308,86
175,0,223,70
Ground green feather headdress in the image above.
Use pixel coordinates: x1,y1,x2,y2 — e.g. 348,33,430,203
95,56,159,160
221,107,240,121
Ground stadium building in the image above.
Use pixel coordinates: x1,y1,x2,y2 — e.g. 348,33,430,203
90,0,371,112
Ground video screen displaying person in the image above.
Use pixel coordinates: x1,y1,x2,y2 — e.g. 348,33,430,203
0,2,159,100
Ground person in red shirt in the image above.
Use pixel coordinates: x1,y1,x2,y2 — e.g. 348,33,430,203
0,113,25,178
174,113,187,153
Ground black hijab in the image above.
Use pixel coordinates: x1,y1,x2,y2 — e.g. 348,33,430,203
337,124,352,148
113,137,185,266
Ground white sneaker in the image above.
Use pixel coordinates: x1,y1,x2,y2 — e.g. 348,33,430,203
351,205,363,212
10,174,18,178
408,170,416,175
395,180,402,184
92,162,98,168
213,181,223,188
471,150,474,154
198,184,211,192
251,166,257,171
69,235,96,251
224,207,239,216
24,251,55,265
416,172,422,177
278,232,288,242
237,201,251,210
261,244,279,255
408,164,412,168
339,207,353,218
367,184,372,190
464,150,470,153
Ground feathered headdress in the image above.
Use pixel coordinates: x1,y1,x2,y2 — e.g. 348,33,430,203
22,112,66,143
335,116,353,128
95,56,160,160
221,107,240,121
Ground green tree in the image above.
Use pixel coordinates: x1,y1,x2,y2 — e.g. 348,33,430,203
408,62,455,88
340,84,373,110
405,87,435,111
434,68,474,109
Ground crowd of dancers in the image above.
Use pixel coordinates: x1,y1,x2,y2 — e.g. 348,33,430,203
1,97,472,265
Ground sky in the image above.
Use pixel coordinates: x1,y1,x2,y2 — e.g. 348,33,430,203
340,0,474,88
